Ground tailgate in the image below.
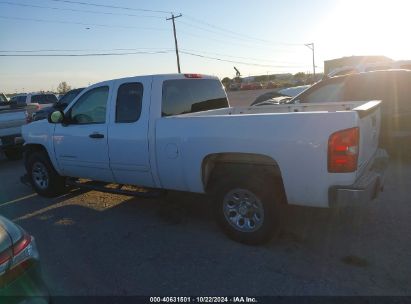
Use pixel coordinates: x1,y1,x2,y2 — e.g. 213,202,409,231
353,100,381,174
0,110,26,137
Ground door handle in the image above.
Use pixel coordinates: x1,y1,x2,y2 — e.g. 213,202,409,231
89,133,104,139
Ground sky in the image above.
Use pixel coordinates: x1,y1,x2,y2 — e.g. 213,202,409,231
0,0,410,93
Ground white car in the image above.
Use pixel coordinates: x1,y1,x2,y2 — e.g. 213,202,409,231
22,73,388,244
10,93,58,110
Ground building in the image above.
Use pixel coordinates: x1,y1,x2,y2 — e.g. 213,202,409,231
324,56,392,75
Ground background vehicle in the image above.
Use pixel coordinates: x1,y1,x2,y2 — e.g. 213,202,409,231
251,84,311,106
240,82,263,90
289,69,411,154
0,102,30,160
10,93,58,110
0,216,49,302
22,73,387,244
328,59,411,77
33,88,85,121
0,93,8,103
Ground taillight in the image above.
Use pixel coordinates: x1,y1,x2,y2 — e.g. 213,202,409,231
0,234,32,277
328,127,359,173
184,74,202,78
25,111,33,123
0,249,11,266
12,234,31,256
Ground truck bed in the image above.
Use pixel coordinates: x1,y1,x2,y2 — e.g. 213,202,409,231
156,100,381,207
0,108,27,137
182,101,379,116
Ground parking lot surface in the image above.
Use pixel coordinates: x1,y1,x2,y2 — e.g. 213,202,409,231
0,153,410,296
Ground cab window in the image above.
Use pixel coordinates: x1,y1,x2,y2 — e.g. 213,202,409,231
115,82,143,123
69,86,109,124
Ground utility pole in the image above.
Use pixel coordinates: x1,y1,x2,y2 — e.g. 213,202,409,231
305,43,316,79
167,13,182,73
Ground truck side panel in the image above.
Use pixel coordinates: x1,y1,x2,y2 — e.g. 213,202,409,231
155,112,360,208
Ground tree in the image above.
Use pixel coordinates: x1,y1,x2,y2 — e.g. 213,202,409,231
221,77,231,88
57,82,71,94
293,72,306,81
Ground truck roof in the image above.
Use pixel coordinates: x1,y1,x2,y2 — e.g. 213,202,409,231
90,73,219,87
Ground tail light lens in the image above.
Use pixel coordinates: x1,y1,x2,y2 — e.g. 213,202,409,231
0,233,34,278
25,111,33,123
328,127,359,173
12,234,31,256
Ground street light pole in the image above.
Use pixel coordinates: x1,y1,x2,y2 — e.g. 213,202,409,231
167,13,182,73
305,43,316,79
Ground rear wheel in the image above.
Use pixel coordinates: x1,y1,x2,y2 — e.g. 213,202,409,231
27,151,67,197
210,170,280,245
4,147,22,161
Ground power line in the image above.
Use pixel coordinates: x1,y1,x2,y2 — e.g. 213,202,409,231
178,29,302,53
0,15,167,31
179,51,308,69
0,49,308,69
0,47,306,66
180,19,302,47
0,1,165,19
184,14,302,46
0,48,173,53
180,49,307,65
0,50,173,57
47,0,175,15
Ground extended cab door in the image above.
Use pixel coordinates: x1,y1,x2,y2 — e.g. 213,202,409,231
53,84,114,182
107,77,155,187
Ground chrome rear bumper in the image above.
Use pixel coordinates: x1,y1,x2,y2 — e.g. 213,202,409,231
329,149,389,208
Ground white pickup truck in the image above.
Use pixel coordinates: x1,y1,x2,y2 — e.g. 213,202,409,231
0,102,31,160
22,74,388,244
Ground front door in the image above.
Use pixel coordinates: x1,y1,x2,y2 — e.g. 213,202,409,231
53,85,114,182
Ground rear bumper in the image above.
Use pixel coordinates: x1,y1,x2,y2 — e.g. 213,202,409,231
329,149,389,208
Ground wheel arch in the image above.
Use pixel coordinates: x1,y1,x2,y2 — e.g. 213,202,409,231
23,144,56,172
201,152,287,204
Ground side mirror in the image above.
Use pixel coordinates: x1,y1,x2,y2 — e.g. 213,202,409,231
48,110,64,124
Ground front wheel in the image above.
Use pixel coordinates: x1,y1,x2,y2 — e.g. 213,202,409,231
27,151,67,197
212,173,280,245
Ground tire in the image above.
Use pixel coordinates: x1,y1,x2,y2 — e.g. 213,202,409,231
4,147,22,161
210,169,280,245
27,151,67,197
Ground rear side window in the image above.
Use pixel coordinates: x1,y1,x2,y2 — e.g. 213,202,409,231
116,82,143,123
13,96,27,105
162,79,228,116
31,94,58,104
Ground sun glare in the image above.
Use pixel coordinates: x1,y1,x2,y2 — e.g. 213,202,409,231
313,0,411,61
